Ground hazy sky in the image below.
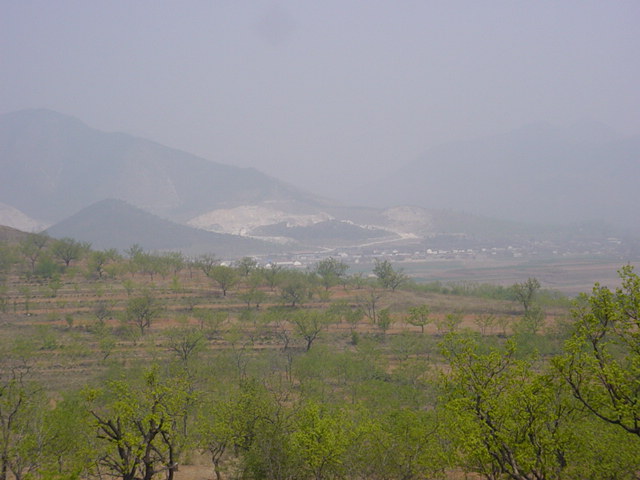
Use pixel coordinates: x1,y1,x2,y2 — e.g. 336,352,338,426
2,1,639,199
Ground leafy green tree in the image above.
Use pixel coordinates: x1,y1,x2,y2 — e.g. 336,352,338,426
85,367,193,480
196,253,218,278
125,243,145,261
511,277,541,314
564,415,640,479
51,237,88,268
88,249,118,279
127,249,170,281
17,286,30,315
290,401,354,480
373,259,408,291
194,309,227,338
376,308,393,337
435,312,464,335
46,275,63,298
315,257,349,291
236,257,258,277
33,254,63,279
328,301,364,333
161,251,185,277
554,265,640,438
208,265,238,297
240,287,268,310
514,305,546,336
348,272,366,289
40,393,96,480
407,304,431,334
279,273,310,307
126,293,161,335
138,253,164,281
441,335,574,480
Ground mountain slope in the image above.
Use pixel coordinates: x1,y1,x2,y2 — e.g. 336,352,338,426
0,225,32,245
0,109,326,224
45,199,281,256
357,123,640,231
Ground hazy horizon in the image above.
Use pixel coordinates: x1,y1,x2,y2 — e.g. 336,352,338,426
2,1,639,202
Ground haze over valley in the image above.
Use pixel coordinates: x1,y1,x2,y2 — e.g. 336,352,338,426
2,1,639,288
1,108,639,293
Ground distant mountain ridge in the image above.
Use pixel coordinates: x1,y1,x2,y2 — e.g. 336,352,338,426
0,109,326,225
356,122,640,232
2,109,637,256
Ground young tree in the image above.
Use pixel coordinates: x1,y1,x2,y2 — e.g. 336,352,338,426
514,306,546,336
126,293,161,335
373,259,408,291
279,274,309,307
261,264,283,291
88,249,118,279
161,251,185,277
357,288,383,325
328,301,364,333
260,308,293,351
474,313,496,336
196,253,218,278
236,257,258,278
94,300,113,326
292,310,331,351
511,277,541,314
407,304,431,334
315,257,349,291
165,328,205,363
18,233,49,274
208,265,238,297
377,308,393,337
51,237,88,268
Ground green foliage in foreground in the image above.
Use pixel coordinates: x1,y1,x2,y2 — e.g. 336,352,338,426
1,261,640,479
